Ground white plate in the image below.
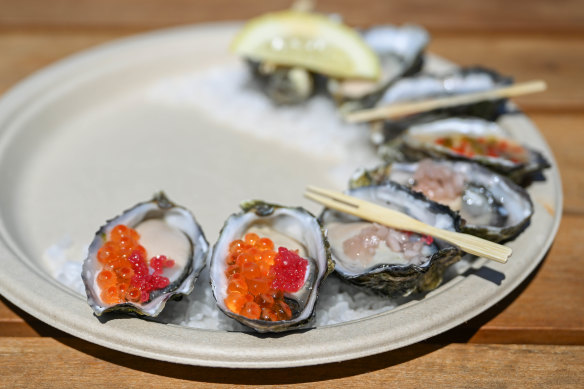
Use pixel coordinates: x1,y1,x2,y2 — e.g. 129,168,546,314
0,23,562,368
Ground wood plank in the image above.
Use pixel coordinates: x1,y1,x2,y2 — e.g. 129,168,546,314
0,338,582,387
532,113,584,215
0,31,583,111
0,0,583,33
0,297,66,337
429,36,584,112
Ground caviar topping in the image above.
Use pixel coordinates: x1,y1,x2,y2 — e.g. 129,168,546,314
223,233,309,321
96,224,175,305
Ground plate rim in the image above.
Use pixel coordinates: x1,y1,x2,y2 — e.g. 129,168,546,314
0,22,563,368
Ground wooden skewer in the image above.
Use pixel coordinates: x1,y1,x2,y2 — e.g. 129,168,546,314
344,80,547,123
305,185,512,264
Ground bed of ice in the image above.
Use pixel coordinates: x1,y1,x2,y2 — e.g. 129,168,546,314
44,63,475,331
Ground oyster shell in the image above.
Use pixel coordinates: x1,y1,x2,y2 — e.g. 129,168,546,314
82,192,208,317
247,24,428,106
247,61,317,105
379,117,550,185
378,66,512,107
369,66,513,144
209,201,333,332
321,182,463,296
350,159,534,242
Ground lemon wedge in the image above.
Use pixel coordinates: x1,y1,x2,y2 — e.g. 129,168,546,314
231,11,381,80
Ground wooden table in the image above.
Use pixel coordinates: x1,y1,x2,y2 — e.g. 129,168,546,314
1,1,583,387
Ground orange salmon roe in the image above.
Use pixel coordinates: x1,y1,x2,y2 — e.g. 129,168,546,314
96,224,174,305
223,233,308,321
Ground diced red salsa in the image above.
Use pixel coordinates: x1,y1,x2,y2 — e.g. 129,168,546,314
434,135,527,163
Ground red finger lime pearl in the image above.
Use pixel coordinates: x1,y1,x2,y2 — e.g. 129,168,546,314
223,233,308,321
96,224,175,305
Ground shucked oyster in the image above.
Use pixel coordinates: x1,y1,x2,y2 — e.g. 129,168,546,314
244,21,427,106
350,159,534,242
209,201,333,332
379,117,550,185
321,182,463,296
82,192,208,317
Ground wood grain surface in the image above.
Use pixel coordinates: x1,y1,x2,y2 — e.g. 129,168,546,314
1,338,582,388
0,0,583,33
0,0,583,387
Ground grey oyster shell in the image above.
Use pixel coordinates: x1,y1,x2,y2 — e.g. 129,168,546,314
379,117,550,185
247,61,318,105
209,201,333,333
331,24,429,109
321,182,463,297
378,66,512,107
349,159,534,242
247,24,428,106
82,192,208,317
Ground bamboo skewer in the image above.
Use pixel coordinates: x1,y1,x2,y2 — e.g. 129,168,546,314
344,80,547,123
305,186,512,264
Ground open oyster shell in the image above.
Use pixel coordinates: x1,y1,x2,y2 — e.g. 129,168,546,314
369,66,513,144
350,159,534,242
246,60,320,105
321,182,463,296
209,201,333,332
247,23,428,106
379,117,550,185
82,192,208,317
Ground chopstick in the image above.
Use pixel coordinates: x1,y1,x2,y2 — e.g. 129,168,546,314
344,80,547,123
305,185,512,264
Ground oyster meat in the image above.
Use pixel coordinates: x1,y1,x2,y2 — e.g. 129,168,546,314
379,117,550,185
209,201,333,332
82,192,208,317
350,159,534,242
321,182,463,296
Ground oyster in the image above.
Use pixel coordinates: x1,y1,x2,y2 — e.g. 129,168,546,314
82,192,208,317
378,67,511,107
247,61,318,105
350,159,534,242
379,117,550,185
321,182,463,296
331,24,429,109
209,201,333,332
369,66,513,144
247,24,428,106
